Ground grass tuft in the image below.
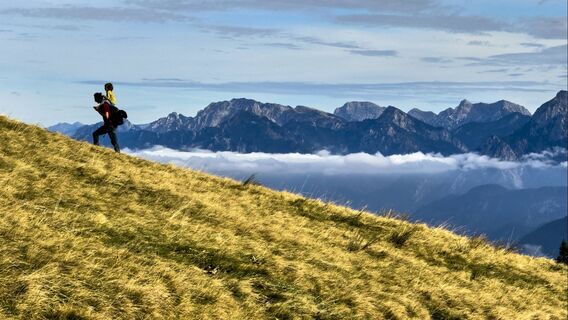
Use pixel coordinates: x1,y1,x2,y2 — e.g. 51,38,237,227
347,231,380,252
241,173,260,187
388,225,416,248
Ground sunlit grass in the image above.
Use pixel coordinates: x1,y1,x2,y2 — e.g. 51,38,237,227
0,116,566,319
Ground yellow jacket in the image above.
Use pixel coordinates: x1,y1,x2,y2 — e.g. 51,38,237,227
106,90,116,105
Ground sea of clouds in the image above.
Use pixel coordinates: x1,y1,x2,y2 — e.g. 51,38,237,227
126,147,567,208
127,146,567,176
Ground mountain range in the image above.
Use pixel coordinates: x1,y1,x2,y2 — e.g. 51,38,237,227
410,99,531,129
51,91,567,160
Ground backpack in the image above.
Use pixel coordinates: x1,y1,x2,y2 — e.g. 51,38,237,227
110,105,128,126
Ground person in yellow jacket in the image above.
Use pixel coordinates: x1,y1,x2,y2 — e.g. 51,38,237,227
104,82,116,105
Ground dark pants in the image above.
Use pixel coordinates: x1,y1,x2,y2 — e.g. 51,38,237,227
93,125,120,153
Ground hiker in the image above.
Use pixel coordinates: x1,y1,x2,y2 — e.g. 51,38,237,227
92,92,120,153
104,82,116,106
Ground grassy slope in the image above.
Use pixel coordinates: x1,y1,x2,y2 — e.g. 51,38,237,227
0,116,566,320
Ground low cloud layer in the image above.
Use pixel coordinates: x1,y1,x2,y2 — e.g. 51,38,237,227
127,147,567,176
125,147,567,215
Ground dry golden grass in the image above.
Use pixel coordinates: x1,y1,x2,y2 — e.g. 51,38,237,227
0,115,566,320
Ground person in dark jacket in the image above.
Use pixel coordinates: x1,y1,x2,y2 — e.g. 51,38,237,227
92,92,120,153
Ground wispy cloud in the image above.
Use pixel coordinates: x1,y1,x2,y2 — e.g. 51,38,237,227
105,35,151,41
520,42,545,48
421,57,453,63
334,13,567,39
349,49,398,57
202,24,389,54
127,0,442,14
41,24,84,31
335,14,506,35
486,45,567,66
292,36,361,50
467,40,491,46
477,69,509,74
205,25,279,38
260,42,303,50
0,6,192,23
519,17,567,40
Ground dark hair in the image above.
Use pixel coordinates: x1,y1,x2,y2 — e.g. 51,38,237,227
94,92,104,103
105,82,113,91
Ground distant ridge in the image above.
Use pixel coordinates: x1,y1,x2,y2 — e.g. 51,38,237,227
47,121,84,135
520,216,568,257
414,184,568,243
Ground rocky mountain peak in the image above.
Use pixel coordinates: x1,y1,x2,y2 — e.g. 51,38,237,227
377,106,414,128
407,108,438,126
229,98,261,109
192,99,295,130
294,105,319,112
334,101,385,122
165,111,191,121
531,90,567,126
145,111,193,133
478,135,518,161
495,100,531,116
381,105,404,115
458,99,472,107
433,98,530,129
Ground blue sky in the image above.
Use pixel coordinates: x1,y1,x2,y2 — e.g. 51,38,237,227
0,0,566,126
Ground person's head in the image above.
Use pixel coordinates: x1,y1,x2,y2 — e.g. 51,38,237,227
94,92,104,103
105,82,113,92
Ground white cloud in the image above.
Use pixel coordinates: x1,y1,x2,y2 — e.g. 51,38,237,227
126,147,565,175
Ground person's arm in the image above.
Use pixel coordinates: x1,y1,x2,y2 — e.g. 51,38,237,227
103,103,111,120
106,91,116,105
